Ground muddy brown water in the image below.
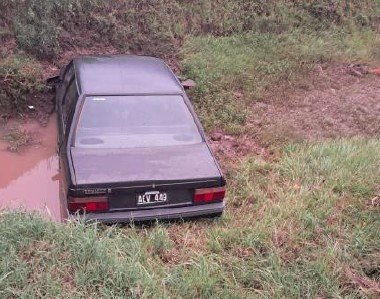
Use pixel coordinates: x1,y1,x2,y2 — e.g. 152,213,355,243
0,115,67,221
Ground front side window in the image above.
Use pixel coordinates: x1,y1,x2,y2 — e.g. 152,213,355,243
74,95,203,148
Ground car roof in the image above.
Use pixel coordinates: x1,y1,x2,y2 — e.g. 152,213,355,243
73,55,183,95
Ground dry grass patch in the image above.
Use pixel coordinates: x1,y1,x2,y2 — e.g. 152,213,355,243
2,127,40,152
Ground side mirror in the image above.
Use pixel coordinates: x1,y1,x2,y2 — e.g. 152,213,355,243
46,75,61,92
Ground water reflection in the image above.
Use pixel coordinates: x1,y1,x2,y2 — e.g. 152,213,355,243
0,115,65,221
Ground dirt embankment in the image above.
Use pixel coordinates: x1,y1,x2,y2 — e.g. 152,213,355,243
251,65,380,140
209,64,380,166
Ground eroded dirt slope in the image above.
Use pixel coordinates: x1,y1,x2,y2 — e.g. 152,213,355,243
251,65,380,140
209,65,380,166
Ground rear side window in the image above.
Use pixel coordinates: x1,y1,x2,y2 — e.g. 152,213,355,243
63,80,78,123
57,64,74,106
62,65,74,86
74,95,203,148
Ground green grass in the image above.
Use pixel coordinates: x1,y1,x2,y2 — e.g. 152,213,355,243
0,0,378,59
1,139,379,298
181,28,379,133
2,127,39,152
0,1,379,297
0,54,46,114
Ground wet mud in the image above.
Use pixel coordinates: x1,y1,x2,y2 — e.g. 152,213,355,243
0,115,66,221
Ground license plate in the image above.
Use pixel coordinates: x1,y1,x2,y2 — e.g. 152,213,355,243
137,191,168,205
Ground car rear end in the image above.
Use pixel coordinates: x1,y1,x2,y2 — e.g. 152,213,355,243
64,56,226,222
67,178,225,223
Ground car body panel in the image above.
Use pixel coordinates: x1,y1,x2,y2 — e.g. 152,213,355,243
84,202,224,223
70,143,220,186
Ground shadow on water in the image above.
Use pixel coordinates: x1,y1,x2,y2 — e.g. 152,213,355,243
0,115,67,221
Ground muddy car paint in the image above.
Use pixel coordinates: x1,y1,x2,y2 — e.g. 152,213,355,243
56,55,225,222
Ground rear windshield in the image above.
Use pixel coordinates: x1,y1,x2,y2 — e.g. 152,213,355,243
74,95,203,148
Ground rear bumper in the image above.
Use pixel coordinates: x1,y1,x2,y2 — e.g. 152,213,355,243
83,202,224,223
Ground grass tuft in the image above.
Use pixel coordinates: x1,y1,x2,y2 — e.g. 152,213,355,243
2,127,39,152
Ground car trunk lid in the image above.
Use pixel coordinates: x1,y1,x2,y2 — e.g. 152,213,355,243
70,142,221,186
70,143,222,211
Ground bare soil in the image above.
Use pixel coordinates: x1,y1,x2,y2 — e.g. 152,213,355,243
250,64,380,141
209,64,380,167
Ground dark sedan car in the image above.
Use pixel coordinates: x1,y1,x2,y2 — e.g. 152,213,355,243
56,55,225,222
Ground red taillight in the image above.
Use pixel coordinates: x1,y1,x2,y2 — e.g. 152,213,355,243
68,196,109,213
194,186,226,204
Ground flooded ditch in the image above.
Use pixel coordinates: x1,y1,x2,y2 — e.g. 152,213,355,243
0,115,66,221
